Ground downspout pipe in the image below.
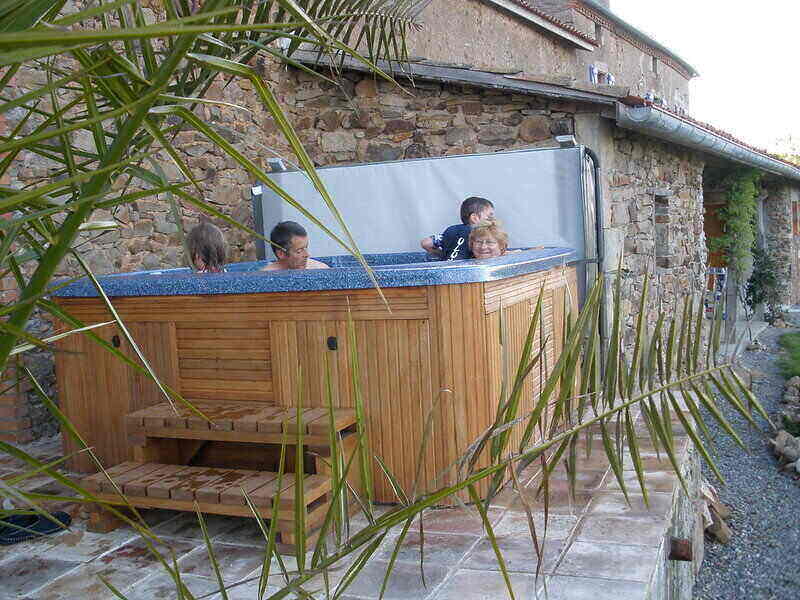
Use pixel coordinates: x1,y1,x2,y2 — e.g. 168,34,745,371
583,146,608,364
616,104,800,182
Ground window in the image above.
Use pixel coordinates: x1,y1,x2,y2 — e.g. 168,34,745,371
652,56,659,75
589,62,614,85
595,22,603,44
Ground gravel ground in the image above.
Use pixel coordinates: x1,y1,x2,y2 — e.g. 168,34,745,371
693,325,800,600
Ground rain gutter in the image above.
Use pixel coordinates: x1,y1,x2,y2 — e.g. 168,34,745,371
616,104,800,183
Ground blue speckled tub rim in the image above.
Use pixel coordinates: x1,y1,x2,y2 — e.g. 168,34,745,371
50,247,576,298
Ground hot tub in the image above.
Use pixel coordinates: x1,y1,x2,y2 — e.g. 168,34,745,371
52,248,577,502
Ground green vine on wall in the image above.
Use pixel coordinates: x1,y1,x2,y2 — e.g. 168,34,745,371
708,168,762,277
745,243,782,321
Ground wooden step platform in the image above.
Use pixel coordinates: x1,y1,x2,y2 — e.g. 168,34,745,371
82,461,331,545
126,401,357,446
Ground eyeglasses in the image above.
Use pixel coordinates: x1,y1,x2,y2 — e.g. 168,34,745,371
472,239,499,247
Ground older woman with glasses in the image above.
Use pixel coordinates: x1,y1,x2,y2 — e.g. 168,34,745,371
468,220,509,259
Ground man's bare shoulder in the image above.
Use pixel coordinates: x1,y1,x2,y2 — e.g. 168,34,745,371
307,258,330,269
260,262,284,271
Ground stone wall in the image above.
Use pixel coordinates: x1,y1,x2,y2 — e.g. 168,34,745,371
406,0,576,75
763,181,794,306
58,69,591,275
793,190,800,304
407,0,691,111
605,128,707,344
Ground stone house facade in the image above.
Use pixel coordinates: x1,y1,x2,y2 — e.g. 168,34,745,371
2,0,800,442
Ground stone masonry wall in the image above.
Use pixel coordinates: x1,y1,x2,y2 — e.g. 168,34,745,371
763,181,794,306
408,1,690,112
792,187,800,304
606,129,707,344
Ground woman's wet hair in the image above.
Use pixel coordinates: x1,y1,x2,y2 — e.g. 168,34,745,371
469,220,508,251
270,221,307,257
186,219,227,272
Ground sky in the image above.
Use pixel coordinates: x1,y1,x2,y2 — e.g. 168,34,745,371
609,0,800,153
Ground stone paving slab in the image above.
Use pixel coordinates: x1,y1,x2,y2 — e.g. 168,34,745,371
431,568,538,600
555,540,660,582
542,575,649,599
0,555,81,599
0,424,695,600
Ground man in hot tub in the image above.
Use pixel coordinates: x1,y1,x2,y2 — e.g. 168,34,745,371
261,221,330,271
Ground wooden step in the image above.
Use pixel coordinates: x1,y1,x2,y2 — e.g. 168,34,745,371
126,401,357,446
82,462,332,549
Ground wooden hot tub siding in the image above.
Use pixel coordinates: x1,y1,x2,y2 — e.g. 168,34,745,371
54,265,576,503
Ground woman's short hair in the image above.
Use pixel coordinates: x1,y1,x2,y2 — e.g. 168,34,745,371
469,220,508,251
186,219,227,272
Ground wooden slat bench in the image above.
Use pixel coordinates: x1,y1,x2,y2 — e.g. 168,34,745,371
125,401,357,447
81,461,332,546
84,402,360,549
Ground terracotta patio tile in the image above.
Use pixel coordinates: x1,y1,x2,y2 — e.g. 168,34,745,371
462,534,565,574
493,510,578,540
22,524,136,563
0,554,81,598
504,483,594,515
546,466,608,489
375,531,478,566
555,541,658,582
329,558,449,600
133,508,184,528
621,453,678,471
588,492,673,519
602,470,678,493
213,518,270,546
178,541,265,581
542,574,648,599
575,515,667,546
95,536,195,571
150,512,241,540
418,506,503,535
25,561,143,600
432,568,536,600
124,572,221,600
207,576,283,599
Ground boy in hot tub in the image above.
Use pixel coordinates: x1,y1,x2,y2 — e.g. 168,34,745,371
420,196,495,261
261,221,330,271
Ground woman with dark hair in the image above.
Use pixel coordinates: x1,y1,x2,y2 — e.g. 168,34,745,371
186,219,227,273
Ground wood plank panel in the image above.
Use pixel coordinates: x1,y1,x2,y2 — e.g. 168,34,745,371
176,321,271,403
484,268,572,313
127,322,181,415
178,348,268,360
274,316,436,502
56,286,430,324
427,283,488,501
179,359,267,371
53,321,179,472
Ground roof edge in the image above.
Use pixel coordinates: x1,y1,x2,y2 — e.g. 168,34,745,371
616,103,800,182
485,0,597,50
577,0,699,78
290,50,619,105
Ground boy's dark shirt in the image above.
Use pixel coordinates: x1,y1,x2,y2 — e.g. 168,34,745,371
431,224,472,261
